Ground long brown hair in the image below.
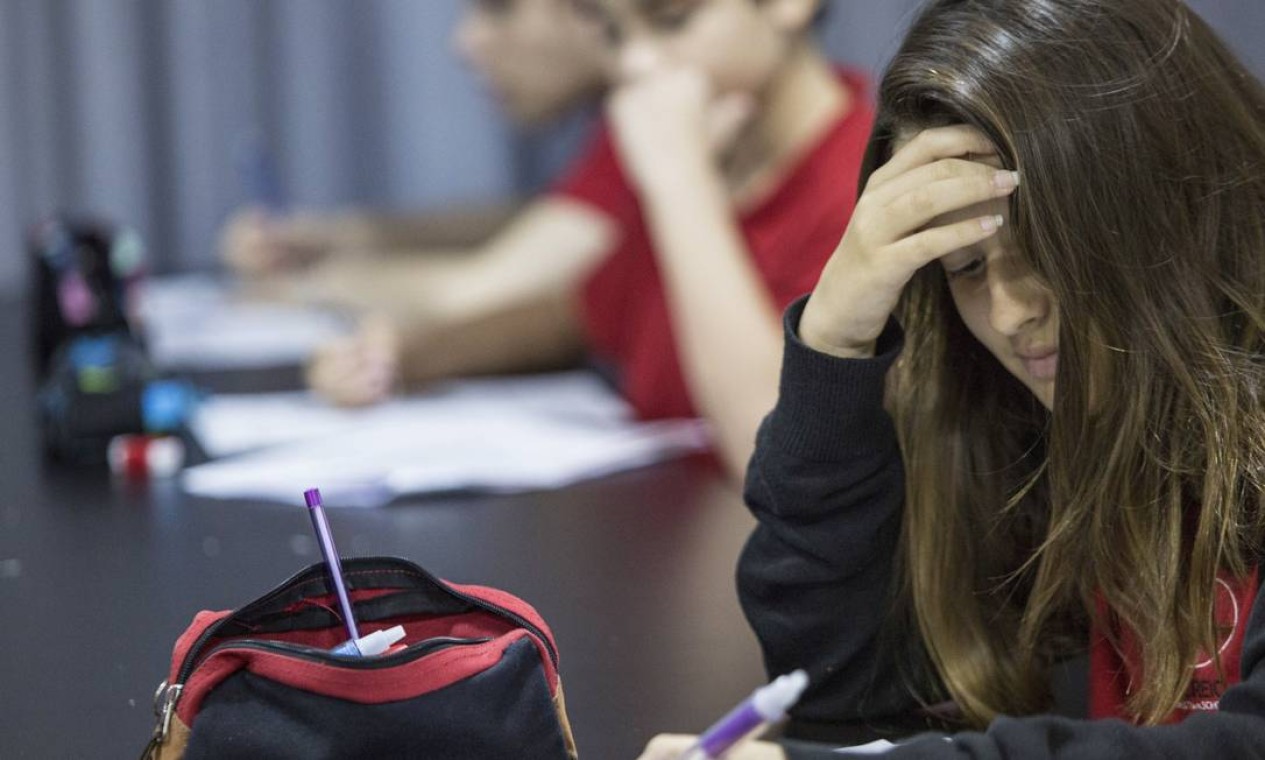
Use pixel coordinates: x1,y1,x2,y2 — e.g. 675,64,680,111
868,0,1265,725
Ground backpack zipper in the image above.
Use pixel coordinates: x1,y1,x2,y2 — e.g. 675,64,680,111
196,634,493,670
174,569,557,685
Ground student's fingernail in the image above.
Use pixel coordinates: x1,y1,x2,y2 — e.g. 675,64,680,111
980,214,1005,232
993,170,1020,191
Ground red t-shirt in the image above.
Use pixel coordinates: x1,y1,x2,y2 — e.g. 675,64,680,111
1088,569,1260,723
551,69,874,420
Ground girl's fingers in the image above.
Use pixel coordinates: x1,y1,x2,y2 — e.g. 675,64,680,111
887,213,1005,270
874,170,1016,243
866,157,1001,208
804,127,1012,359
866,125,999,192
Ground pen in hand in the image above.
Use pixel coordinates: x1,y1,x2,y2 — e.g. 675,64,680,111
681,670,809,760
304,487,360,642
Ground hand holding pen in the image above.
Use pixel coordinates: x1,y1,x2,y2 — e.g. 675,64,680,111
685,671,808,759
636,671,809,760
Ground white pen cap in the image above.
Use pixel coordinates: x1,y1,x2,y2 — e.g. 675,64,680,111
752,669,809,722
354,625,406,656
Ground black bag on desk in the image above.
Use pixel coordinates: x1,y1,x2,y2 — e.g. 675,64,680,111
28,215,198,464
29,216,145,379
142,557,578,760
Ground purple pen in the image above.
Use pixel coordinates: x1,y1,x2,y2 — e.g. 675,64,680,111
682,670,809,760
304,488,360,642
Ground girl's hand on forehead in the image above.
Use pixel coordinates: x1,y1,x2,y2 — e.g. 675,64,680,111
799,125,1019,358
606,53,754,193
866,125,1000,190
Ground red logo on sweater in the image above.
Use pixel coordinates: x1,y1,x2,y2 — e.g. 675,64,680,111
1088,569,1259,723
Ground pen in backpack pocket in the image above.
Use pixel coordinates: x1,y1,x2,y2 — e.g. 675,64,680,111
304,487,360,642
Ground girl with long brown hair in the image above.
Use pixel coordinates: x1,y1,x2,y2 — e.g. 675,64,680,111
640,0,1265,757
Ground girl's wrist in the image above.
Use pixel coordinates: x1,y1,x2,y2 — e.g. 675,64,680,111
798,329,877,360
798,298,879,359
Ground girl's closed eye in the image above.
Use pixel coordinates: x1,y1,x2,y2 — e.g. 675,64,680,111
944,253,986,280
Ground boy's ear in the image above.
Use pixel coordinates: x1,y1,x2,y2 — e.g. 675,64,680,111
761,0,822,34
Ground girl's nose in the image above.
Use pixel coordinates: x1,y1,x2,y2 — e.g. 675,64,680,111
987,268,1051,338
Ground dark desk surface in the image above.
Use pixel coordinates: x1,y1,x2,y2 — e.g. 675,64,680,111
0,308,765,758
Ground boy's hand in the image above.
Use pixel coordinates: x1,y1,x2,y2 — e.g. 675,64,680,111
606,46,754,194
306,315,400,407
221,209,372,276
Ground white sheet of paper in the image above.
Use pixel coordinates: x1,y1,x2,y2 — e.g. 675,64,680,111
138,274,349,370
834,737,952,754
183,372,710,506
835,739,898,754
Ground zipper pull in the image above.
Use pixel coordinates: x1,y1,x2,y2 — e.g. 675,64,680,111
139,680,184,759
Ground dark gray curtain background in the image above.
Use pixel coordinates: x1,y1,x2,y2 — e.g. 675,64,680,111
0,0,1260,295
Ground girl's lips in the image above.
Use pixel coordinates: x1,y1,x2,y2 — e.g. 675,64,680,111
1021,351,1059,381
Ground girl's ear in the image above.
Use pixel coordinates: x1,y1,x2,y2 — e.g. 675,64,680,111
761,0,821,35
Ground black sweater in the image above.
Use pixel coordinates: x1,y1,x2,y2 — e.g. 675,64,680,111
739,298,1265,759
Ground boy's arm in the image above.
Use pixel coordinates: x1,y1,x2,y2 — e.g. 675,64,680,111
265,197,612,313
607,69,785,478
325,202,527,250
638,155,783,477
392,272,588,385
221,201,525,277
303,197,617,400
